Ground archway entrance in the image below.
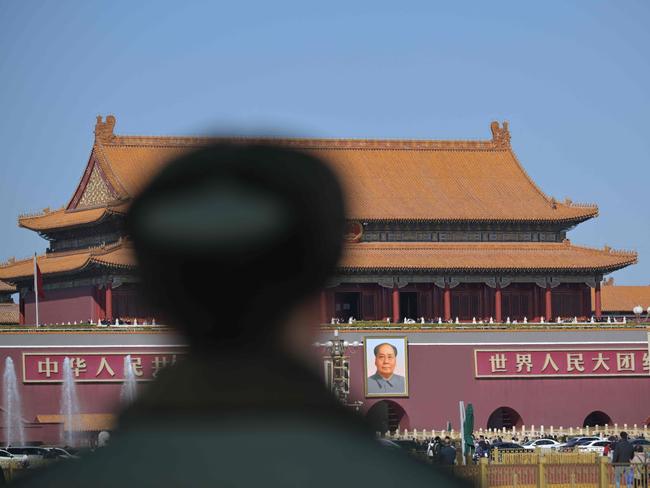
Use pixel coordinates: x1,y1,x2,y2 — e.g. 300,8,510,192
583,411,611,427
487,407,523,430
366,400,408,434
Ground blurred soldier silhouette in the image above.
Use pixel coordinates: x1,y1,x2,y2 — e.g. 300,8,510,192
16,143,465,487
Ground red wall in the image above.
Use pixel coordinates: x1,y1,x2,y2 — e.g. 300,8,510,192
0,345,182,445
24,287,97,325
347,342,650,430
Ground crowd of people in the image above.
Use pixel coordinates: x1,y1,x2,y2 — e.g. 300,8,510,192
406,432,648,467
424,436,459,465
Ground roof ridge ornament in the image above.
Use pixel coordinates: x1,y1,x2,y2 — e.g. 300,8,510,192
490,120,511,149
95,115,116,143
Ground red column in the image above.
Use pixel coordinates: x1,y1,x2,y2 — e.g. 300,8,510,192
495,285,502,323
320,290,327,324
443,284,451,321
594,282,602,319
545,285,552,321
532,286,539,321
482,283,492,320
432,286,439,319
19,296,25,325
392,285,400,323
105,282,113,322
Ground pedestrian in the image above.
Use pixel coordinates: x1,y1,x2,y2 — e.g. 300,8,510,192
475,436,489,461
603,442,611,457
612,431,635,488
426,438,436,463
630,446,646,488
439,437,457,465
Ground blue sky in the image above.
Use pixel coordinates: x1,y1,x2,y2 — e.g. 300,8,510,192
1,1,648,285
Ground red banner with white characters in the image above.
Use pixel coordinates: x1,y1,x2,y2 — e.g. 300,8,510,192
22,351,186,383
474,348,649,378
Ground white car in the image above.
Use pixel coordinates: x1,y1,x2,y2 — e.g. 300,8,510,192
0,449,29,469
46,447,80,459
577,439,611,454
558,436,602,450
522,439,562,450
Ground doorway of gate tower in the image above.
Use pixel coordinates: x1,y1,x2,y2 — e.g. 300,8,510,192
583,411,612,428
334,292,360,322
451,284,481,321
399,292,418,321
366,400,409,434
487,406,523,430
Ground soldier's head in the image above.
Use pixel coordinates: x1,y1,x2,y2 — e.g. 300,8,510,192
127,142,345,353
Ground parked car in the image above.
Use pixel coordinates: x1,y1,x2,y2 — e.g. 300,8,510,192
377,438,402,450
489,442,525,451
631,439,650,447
391,440,421,453
558,437,601,451
0,449,28,469
44,447,80,459
577,440,612,454
6,447,52,462
522,439,562,450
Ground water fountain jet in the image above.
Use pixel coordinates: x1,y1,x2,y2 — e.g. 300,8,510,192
61,357,80,447
120,355,137,406
3,357,25,446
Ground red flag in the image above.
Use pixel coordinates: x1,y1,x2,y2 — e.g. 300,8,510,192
34,256,45,300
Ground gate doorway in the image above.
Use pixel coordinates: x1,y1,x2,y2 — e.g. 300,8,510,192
583,411,612,427
487,406,523,430
366,400,408,434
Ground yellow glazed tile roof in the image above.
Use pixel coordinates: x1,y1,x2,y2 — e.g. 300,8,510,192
94,137,597,223
0,280,16,293
340,242,637,272
18,202,129,231
592,285,650,312
0,241,135,281
38,117,596,229
0,303,19,324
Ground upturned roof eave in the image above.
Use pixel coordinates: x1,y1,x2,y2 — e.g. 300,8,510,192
348,211,598,225
17,201,129,233
337,261,636,275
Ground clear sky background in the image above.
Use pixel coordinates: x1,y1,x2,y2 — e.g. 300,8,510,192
1,1,648,286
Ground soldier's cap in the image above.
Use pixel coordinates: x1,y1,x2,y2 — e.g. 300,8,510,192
126,142,345,348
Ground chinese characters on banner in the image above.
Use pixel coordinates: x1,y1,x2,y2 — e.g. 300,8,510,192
23,351,186,383
474,349,649,378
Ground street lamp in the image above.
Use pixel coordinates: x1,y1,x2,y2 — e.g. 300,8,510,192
633,305,643,323
315,330,363,410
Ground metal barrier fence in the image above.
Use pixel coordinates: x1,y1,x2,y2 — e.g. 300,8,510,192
387,424,650,443
606,463,648,488
440,452,650,488
489,450,599,465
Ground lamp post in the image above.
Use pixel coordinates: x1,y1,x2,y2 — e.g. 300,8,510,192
633,305,643,323
316,330,363,410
